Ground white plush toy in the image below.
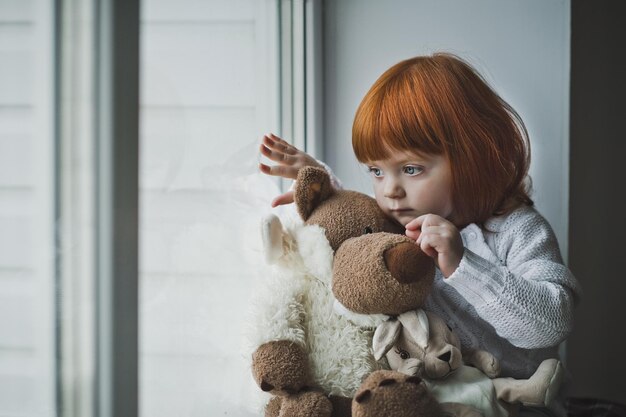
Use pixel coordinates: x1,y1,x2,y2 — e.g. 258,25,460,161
247,213,381,399
373,309,565,417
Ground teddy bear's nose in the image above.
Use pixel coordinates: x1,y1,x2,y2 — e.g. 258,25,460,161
384,242,432,284
438,351,452,363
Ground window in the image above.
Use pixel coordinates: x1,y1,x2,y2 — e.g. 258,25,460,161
138,0,281,415
0,0,315,416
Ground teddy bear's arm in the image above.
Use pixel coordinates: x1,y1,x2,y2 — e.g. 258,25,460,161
247,267,311,396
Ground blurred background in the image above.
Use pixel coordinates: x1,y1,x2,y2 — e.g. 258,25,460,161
0,0,623,416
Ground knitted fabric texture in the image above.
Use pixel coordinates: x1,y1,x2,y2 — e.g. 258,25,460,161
425,205,581,381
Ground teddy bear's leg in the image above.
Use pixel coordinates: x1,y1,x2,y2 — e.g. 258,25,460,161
277,391,333,417
252,340,310,396
492,359,563,407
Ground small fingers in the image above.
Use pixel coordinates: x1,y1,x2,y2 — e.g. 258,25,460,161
259,162,298,179
271,191,295,207
417,234,438,258
405,217,422,231
415,225,456,247
405,228,421,241
265,134,298,155
260,142,298,165
405,214,441,231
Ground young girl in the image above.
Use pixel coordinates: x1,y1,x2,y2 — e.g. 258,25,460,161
259,53,581,417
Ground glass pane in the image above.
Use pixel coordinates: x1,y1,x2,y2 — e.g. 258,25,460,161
0,0,56,416
139,1,281,415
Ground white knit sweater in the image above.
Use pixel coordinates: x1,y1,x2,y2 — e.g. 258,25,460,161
425,205,581,380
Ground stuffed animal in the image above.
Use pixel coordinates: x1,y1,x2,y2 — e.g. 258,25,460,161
371,309,565,417
246,166,437,417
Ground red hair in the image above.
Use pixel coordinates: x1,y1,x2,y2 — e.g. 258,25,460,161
352,53,533,226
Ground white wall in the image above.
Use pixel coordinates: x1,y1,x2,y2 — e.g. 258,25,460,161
323,0,570,255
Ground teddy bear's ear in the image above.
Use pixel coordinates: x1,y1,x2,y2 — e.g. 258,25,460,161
294,166,334,221
261,214,286,264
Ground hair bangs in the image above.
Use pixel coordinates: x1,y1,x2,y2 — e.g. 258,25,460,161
353,66,443,163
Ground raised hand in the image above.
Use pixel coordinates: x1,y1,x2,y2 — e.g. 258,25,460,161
259,133,323,207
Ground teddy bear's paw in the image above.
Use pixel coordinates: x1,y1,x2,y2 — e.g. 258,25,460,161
252,340,309,396
467,349,501,378
278,391,333,417
265,396,284,417
352,370,444,417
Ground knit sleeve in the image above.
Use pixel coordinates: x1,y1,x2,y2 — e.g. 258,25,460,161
444,209,582,349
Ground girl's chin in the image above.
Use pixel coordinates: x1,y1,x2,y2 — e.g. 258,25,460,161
390,212,418,227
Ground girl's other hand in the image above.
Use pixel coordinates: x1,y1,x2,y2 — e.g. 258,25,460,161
259,133,323,207
405,214,464,278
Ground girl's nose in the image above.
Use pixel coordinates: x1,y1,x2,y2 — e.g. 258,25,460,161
383,178,405,198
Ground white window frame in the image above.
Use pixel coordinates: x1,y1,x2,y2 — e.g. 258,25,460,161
277,0,323,191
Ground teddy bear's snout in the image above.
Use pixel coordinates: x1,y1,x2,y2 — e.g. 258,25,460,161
384,242,431,284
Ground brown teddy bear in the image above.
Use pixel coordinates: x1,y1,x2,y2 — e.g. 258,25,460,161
246,166,439,417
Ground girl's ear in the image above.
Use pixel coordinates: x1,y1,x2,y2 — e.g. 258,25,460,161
372,318,402,361
294,166,334,221
398,309,430,349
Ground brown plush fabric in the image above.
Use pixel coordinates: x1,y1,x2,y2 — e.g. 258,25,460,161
384,242,435,284
329,395,353,417
306,190,405,251
252,341,309,396
294,167,404,252
295,167,335,222
333,233,435,315
352,370,444,417
279,391,333,417
265,396,283,417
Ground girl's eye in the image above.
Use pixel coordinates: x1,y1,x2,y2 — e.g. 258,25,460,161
368,167,383,177
403,165,423,176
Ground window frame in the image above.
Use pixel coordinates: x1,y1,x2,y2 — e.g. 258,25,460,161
57,0,140,416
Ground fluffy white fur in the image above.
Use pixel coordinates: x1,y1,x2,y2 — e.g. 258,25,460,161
245,217,381,399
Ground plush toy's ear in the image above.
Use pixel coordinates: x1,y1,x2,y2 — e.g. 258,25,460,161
294,166,334,221
261,214,286,264
398,310,429,349
372,318,402,361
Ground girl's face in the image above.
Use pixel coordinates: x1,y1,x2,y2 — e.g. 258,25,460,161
366,150,454,227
